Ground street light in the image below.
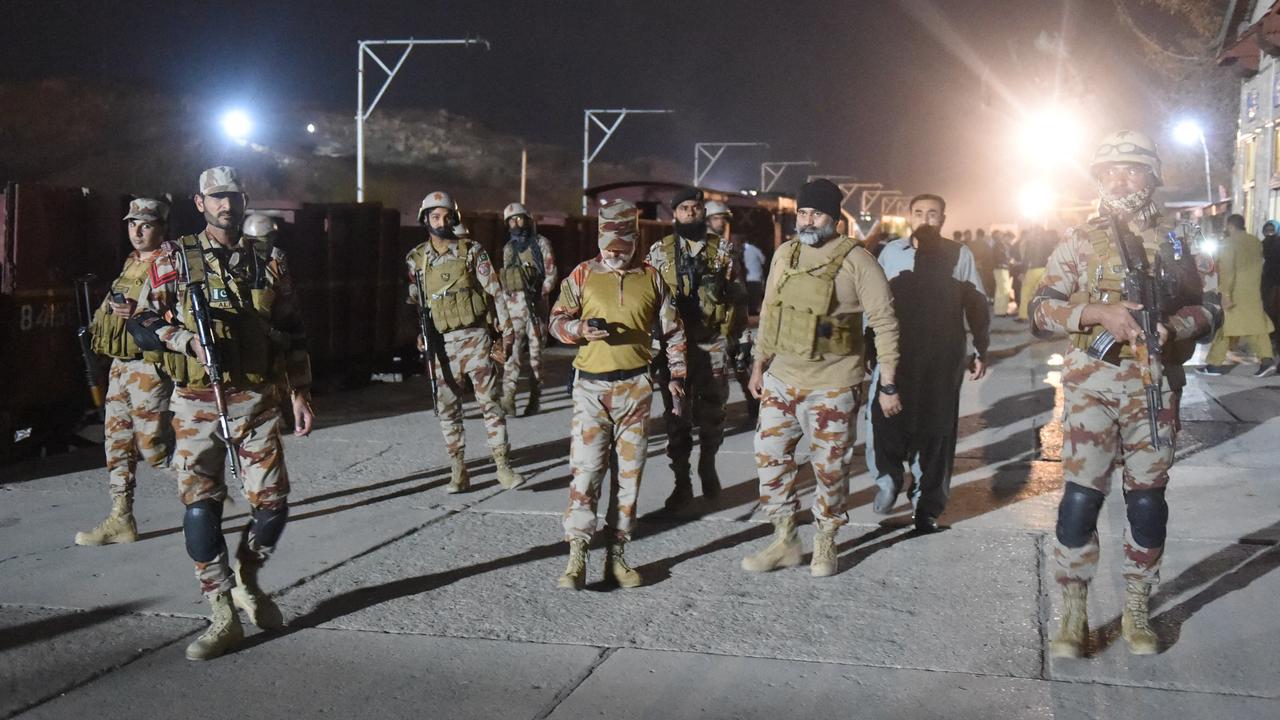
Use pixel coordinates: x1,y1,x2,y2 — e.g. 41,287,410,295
221,110,252,143
1018,181,1055,221
1173,119,1212,205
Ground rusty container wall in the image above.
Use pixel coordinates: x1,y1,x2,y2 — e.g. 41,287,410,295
0,184,126,460
371,207,402,356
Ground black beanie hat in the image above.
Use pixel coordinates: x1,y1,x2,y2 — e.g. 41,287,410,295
796,179,843,220
671,186,704,209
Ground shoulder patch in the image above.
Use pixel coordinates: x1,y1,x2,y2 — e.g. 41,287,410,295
149,245,180,286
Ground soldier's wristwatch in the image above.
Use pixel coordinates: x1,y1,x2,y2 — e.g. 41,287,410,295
880,383,898,396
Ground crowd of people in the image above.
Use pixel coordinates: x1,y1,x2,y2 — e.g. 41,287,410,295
70,127,1259,666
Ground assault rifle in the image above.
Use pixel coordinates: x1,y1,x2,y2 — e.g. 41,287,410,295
1086,217,1165,448
414,269,443,416
186,279,243,479
73,275,106,416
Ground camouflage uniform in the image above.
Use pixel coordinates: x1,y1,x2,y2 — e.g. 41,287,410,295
646,232,745,501
406,236,516,471
140,227,310,596
500,232,557,410
550,200,687,589
92,251,176,498
1031,212,1213,588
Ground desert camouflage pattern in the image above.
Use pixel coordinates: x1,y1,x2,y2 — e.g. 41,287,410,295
171,385,289,595
501,234,557,397
406,238,511,458
1054,379,1175,584
562,375,653,542
122,197,169,223
103,358,173,497
1034,212,1213,586
755,371,859,530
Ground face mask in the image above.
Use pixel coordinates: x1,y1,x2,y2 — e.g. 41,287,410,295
675,219,707,240
510,224,532,241
603,256,629,270
1098,184,1154,216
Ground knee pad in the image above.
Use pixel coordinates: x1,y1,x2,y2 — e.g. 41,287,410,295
1056,482,1105,548
248,503,289,550
1124,487,1168,548
183,499,226,563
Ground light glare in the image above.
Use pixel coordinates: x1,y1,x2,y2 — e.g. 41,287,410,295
221,110,252,141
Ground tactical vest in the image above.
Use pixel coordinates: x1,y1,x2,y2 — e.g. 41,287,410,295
760,237,861,360
91,255,162,363
657,234,733,338
410,239,490,333
573,268,660,374
500,241,543,294
1068,222,1166,359
162,234,278,388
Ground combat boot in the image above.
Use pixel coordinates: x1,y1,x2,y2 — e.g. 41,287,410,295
231,555,284,630
557,538,588,590
741,515,803,573
1049,582,1089,658
604,536,643,588
522,380,541,417
185,591,244,661
663,466,694,511
810,525,838,577
697,452,721,499
500,389,518,417
74,496,138,546
447,455,470,494
1121,580,1159,655
493,447,525,489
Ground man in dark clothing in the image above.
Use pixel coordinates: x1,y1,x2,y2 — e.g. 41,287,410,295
1263,221,1280,361
866,194,991,532
967,228,997,304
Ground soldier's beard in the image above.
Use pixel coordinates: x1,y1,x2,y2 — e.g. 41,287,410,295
602,254,631,270
428,225,457,240
510,225,533,241
796,223,836,246
675,220,707,240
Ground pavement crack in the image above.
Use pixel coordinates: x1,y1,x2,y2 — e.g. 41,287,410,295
1034,532,1048,681
529,645,615,720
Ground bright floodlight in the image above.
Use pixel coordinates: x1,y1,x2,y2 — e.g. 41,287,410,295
1019,107,1082,167
1173,119,1203,146
306,123,317,134
1019,182,1055,219
221,110,252,141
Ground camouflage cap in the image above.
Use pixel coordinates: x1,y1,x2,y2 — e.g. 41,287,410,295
122,197,169,223
704,200,731,218
598,199,639,253
199,166,246,196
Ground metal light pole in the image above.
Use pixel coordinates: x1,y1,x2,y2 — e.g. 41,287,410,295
760,161,817,193
356,37,490,202
581,109,673,216
1196,132,1212,205
693,142,768,186
1173,120,1212,205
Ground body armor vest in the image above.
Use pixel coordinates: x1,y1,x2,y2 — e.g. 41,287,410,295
411,239,490,333
162,234,278,388
657,234,733,340
760,237,861,360
92,255,162,362
1068,219,1201,359
500,241,543,294
574,268,660,374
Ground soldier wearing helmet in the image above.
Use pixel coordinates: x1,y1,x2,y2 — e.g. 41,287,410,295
74,197,176,548
1029,131,1219,658
497,202,558,417
705,200,760,424
646,188,748,510
405,191,524,493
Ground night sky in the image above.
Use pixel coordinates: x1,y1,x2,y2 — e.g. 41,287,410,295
1,0,1185,226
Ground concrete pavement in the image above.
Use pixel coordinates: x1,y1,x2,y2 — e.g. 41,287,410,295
2,317,1279,719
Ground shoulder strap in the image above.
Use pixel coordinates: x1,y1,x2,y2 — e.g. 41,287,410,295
816,237,858,281
178,234,206,284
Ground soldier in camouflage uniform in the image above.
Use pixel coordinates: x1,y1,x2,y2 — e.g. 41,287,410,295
74,198,176,546
706,200,760,425
498,202,558,417
647,188,747,510
1029,131,1219,658
741,179,902,578
406,191,523,494
127,167,316,661
549,200,687,589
